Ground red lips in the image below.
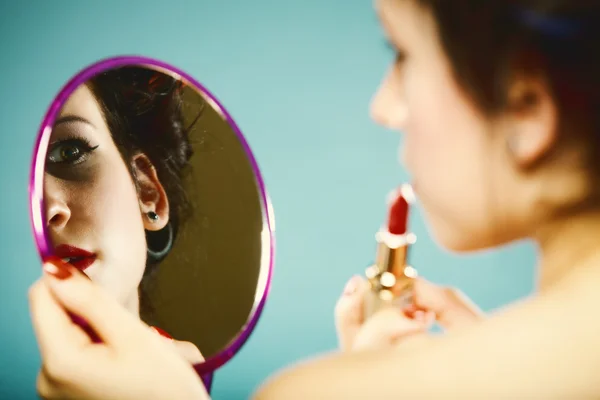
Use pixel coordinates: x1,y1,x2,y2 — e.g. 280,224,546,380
54,244,96,271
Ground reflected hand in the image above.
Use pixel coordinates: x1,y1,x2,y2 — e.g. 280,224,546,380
335,275,484,352
29,258,210,400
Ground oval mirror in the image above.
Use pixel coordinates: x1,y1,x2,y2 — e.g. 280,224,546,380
28,56,275,392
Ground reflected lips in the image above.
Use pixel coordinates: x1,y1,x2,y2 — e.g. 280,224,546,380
54,244,96,271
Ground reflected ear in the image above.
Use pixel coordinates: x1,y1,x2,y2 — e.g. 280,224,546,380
502,74,558,168
132,153,170,231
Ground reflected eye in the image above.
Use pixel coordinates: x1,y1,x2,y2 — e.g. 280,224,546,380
47,138,99,165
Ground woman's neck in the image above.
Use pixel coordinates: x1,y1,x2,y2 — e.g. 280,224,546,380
124,291,141,317
535,208,600,291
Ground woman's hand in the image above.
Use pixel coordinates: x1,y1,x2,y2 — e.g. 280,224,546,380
334,275,484,352
150,327,206,365
172,340,205,365
162,337,206,366
406,277,484,330
29,258,210,400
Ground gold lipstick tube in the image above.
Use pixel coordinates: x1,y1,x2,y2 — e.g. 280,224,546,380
363,230,418,319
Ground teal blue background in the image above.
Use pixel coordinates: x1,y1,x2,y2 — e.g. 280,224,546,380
0,1,536,399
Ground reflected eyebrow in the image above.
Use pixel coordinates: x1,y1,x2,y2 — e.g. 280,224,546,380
54,115,95,128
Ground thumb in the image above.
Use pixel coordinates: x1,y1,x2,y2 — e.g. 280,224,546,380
42,257,146,349
335,275,369,351
352,308,430,351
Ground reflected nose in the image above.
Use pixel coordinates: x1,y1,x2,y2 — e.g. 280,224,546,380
369,69,408,130
44,175,71,230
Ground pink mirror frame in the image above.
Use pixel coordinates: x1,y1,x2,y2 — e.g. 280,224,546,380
28,55,275,392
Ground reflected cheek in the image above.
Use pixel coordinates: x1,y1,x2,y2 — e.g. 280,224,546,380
98,182,143,234
87,166,146,294
88,178,143,255
57,182,98,227
91,190,146,302
99,168,139,213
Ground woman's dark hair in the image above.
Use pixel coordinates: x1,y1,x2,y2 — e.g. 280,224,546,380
86,66,200,317
416,0,600,148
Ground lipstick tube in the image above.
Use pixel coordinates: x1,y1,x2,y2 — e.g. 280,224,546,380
364,184,418,319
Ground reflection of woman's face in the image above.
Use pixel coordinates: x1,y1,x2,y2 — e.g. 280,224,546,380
44,84,167,314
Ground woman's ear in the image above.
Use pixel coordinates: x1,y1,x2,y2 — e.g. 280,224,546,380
501,73,559,168
131,153,170,231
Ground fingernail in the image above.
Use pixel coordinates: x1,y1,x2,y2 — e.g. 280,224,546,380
151,326,174,340
343,276,360,295
43,256,73,280
403,304,418,316
414,310,425,322
425,311,436,325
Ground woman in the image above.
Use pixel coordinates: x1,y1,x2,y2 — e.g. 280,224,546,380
43,67,204,364
256,0,600,398
29,0,600,398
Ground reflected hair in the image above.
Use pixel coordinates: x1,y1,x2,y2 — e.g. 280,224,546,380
86,66,202,318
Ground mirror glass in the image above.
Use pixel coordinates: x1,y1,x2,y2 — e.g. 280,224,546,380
29,57,274,376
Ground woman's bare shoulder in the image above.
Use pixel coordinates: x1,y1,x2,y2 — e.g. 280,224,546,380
254,271,600,399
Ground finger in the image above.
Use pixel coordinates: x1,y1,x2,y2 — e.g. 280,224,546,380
352,308,429,351
149,326,178,348
173,340,205,365
334,275,368,351
148,327,205,365
42,258,148,349
29,279,89,366
412,278,483,329
413,310,436,326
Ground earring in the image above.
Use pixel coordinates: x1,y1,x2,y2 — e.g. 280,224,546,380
146,221,174,263
147,211,159,222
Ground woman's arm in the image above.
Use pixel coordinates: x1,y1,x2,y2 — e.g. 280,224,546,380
254,275,600,399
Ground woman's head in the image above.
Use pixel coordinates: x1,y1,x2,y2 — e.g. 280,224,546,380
372,0,600,252
44,67,194,311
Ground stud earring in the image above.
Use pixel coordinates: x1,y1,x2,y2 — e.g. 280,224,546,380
147,211,159,222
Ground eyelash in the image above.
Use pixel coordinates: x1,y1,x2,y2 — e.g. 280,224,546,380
383,40,407,66
47,134,99,166
394,50,407,65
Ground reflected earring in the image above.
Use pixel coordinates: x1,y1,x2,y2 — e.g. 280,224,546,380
147,211,159,222
146,221,174,263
